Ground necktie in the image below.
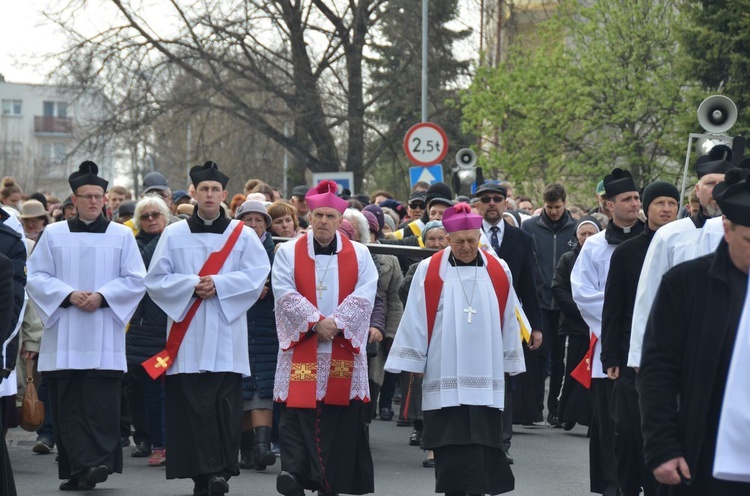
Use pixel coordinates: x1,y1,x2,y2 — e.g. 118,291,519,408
490,226,500,254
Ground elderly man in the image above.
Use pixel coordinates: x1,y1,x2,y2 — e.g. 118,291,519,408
27,161,146,491
272,180,378,496
144,162,270,496
386,203,525,496
639,168,750,495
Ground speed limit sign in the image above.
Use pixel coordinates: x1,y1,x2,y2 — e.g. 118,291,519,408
403,122,449,166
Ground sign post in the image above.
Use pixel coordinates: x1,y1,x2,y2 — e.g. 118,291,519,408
403,122,449,167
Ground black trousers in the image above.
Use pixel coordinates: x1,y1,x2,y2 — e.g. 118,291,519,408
611,371,657,496
541,309,564,418
0,390,17,496
590,378,618,496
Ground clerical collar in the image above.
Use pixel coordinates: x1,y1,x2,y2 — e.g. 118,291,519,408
449,252,484,267
604,219,644,245
187,206,231,234
198,211,221,225
691,208,710,229
314,235,338,255
67,214,110,234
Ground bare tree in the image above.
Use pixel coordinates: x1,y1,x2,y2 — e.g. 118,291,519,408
46,0,398,191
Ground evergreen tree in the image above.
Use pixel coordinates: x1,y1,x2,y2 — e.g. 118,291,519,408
366,0,472,196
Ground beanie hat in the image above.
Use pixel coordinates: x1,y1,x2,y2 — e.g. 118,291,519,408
642,181,679,217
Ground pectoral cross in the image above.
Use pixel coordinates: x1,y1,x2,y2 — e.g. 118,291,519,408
316,281,327,299
464,305,477,324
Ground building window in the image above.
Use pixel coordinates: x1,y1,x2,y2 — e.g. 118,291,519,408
43,101,68,117
1,141,23,161
42,142,67,163
1,100,22,115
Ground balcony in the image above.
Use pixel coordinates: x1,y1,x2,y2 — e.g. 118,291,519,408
34,116,74,135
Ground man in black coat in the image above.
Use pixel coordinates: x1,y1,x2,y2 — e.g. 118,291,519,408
0,207,27,337
475,182,543,463
601,181,679,496
639,169,750,495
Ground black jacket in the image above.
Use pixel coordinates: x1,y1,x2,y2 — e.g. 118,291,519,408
638,240,746,489
600,227,655,371
0,253,15,380
126,231,167,367
522,211,577,310
551,248,588,337
486,222,543,331
0,208,26,337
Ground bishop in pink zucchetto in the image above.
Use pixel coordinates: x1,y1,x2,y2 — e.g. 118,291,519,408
442,202,483,232
305,180,348,213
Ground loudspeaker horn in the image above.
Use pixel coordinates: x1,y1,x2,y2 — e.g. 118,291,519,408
455,148,477,169
697,95,737,134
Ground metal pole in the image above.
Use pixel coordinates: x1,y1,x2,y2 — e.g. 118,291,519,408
283,122,289,198
421,0,428,123
679,135,696,213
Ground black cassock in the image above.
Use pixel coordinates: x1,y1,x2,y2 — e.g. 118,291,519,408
279,401,374,495
45,370,123,480
424,405,514,495
164,372,243,481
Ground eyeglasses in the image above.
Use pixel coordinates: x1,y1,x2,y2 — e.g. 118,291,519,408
408,202,426,209
139,212,162,221
479,195,505,204
76,194,104,201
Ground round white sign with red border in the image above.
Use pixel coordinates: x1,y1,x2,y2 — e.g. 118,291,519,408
403,122,449,166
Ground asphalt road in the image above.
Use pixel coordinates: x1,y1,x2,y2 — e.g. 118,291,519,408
7,418,590,495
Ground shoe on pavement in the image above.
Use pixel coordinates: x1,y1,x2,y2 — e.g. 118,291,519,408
33,437,54,454
82,465,109,487
148,448,166,466
379,408,393,421
208,475,229,495
59,478,80,491
277,471,305,496
422,457,435,468
132,441,152,458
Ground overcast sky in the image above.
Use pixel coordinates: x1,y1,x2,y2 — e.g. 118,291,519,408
1,1,482,85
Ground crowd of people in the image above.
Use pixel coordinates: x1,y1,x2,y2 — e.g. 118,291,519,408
0,143,748,496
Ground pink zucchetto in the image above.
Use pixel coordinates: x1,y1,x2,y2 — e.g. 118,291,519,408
442,202,483,233
305,180,348,214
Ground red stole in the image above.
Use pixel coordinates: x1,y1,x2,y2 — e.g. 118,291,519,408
285,234,359,408
570,334,597,389
142,221,245,380
424,250,510,345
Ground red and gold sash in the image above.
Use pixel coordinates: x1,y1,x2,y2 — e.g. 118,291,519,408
285,234,358,408
570,334,597,389
142,221,245,380
424,250,510,345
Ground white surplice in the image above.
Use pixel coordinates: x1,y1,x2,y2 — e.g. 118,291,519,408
384,248,525,412
272,231,377,402
26,221,146,372
144,219,270,376
627,217,724,367
570,230,614,379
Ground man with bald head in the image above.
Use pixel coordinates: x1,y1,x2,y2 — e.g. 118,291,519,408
387,203,525,496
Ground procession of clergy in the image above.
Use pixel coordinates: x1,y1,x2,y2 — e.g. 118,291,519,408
2,144,750,496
